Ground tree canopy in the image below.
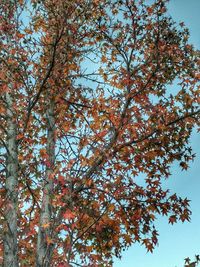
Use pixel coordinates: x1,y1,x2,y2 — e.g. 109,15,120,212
0,0,199,266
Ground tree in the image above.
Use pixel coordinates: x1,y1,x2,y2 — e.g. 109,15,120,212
0,0,199,266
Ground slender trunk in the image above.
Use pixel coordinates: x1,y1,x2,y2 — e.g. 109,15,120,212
36,99,55,267
3,93,19,267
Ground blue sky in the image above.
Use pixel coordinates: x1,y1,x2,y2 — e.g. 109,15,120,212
114,1,200,267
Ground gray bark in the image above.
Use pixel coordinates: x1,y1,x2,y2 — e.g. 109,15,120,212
36,99,55,267
3,93,19,267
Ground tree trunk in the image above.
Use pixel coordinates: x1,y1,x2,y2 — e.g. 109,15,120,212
36,99,55,267
3,93,19,267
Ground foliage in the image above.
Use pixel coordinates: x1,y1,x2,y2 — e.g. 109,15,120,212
184,255,200,267
0,0,199,266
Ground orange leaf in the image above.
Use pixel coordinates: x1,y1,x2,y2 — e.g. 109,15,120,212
40,149,47,157
63,210,75,220
42,223,50,229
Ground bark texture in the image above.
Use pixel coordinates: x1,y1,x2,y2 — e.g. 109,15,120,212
36,99,55,267
3,93,19,267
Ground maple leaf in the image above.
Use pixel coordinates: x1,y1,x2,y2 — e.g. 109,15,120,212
42,223,50,229
169,215,177,224
63,210,76,220
101,55,107,63
58,175,65,185
124,234,132,244
184,257,191,264
39,149,47,157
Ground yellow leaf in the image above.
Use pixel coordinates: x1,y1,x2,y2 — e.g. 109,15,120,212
42,223,50,229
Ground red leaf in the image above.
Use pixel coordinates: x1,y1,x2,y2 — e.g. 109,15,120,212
169,215,177,224
63,210,75,220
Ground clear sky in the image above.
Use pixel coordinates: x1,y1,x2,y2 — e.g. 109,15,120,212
114,1,200,267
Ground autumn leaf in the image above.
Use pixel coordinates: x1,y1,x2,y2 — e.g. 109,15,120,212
63,210,76,220
39,149,47,157
169,215,177,224
101,55,107,63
